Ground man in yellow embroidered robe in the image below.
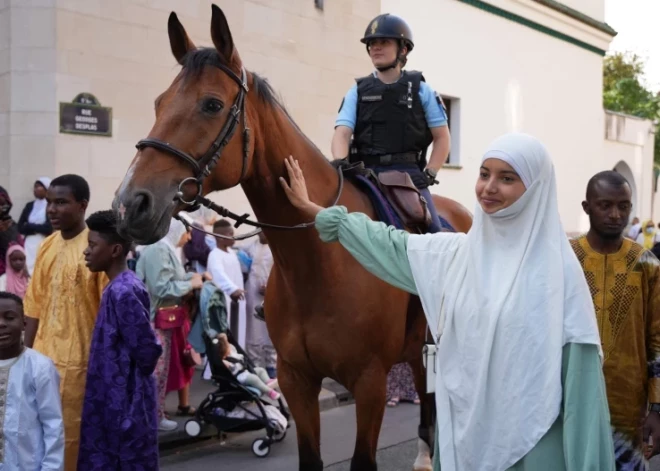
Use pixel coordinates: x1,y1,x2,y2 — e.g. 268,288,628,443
573,171,660,470
23,175,107,470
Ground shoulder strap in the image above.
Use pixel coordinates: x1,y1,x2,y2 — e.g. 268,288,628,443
355,74,373,86
404,70,424,85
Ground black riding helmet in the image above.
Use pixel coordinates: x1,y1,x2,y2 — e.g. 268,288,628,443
361,14,414,50
361,14,413,71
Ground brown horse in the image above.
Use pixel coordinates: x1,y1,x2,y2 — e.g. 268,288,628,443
114,5,472,470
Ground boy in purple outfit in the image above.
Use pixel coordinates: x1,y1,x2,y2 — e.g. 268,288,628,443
78,210,163,470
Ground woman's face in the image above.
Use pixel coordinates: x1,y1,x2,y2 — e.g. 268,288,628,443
368,38,401,69
0,194,9,215
645,221,655,233
178,229,192,248
475,158,527,214
9,251,25,273
33,182,47,200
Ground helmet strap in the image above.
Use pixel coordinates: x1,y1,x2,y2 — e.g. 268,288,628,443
375,59,399,72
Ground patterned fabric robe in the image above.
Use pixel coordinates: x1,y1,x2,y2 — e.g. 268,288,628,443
77,270,162,470
23,229,108,470
571,236,660,471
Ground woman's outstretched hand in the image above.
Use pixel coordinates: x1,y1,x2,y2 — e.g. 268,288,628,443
280,156,324,218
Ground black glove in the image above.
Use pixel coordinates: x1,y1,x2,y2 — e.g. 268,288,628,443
424,168,439,186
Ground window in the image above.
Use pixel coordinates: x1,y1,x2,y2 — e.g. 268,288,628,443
441,95,461,166
315,0,324,10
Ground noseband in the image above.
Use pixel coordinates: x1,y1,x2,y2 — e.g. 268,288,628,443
135,65,250,206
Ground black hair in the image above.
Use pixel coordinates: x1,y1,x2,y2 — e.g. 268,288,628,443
86,210,132,253
0,292,23,312
586,171,631,200
213,219,233,231
50,174,90,202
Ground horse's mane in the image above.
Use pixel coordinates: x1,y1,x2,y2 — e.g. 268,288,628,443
181,48,286,112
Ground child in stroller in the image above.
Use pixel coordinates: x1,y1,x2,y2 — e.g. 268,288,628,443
216,334,280,401
184,324,289,458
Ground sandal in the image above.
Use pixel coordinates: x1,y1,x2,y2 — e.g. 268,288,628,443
387,397,400,407
176,405,197,416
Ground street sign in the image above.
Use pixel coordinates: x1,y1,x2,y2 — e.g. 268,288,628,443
59,93,112,137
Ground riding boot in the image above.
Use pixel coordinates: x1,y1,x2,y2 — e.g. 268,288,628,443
254,302,266,322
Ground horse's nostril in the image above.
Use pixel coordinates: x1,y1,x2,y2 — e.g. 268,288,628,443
132,190,153,218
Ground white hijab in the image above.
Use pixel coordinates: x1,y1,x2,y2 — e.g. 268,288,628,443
407,133,601,471
28,177,51,225
160,218,187,255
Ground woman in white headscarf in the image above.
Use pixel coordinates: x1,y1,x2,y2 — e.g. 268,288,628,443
17,177,53,275
280,133,615,470
136,219,203,432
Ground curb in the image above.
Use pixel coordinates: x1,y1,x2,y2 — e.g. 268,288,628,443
159,379,353,451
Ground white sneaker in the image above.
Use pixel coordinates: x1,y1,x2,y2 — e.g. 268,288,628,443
159,418,178,431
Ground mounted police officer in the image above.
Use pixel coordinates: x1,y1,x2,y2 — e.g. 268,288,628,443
332,13,451,233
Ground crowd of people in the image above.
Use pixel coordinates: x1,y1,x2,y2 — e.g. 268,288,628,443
0,10,658,471
0,175,277,470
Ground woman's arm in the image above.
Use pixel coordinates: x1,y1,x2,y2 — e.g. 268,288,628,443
139,246,194,300
280,156,417,294
561,343,615,470
316,207,417,294
17,203,33,235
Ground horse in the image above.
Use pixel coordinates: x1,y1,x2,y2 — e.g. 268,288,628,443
114,5,472,470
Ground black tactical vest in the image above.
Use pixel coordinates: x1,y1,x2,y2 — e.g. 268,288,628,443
351,70,433,163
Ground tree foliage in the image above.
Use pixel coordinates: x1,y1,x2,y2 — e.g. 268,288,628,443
603,52,660,164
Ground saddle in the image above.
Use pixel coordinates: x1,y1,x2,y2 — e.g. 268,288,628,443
333,160,432,233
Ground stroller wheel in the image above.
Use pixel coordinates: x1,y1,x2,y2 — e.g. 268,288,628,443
273,428,287,442
252,438,271,458
185,419,202,437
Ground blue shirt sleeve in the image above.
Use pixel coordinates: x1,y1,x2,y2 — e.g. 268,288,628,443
335,85,358,130
419,82,448,128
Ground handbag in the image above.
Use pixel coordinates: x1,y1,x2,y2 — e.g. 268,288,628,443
154,304,187,330
182,345,202,368
422,344,436,394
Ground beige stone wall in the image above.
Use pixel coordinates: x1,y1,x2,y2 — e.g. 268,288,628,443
1,1,58,215
47,0,378,217
2,0,378,217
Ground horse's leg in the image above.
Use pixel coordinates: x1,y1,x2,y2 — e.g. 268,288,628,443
278,361,323,471
409,357,435,471
350,366,388,471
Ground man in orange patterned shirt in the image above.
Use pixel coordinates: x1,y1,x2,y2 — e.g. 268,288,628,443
572,170,660,471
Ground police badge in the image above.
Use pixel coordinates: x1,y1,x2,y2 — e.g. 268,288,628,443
370,19,378,34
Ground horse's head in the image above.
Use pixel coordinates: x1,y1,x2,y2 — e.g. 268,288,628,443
114,5,252,244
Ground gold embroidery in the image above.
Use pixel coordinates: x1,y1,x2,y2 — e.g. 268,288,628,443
571,236,660,453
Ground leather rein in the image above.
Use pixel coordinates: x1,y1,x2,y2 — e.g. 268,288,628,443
135,64,343,241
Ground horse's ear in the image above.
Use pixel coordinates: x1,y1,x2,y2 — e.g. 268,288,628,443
210,4,241,66
168,12,195,65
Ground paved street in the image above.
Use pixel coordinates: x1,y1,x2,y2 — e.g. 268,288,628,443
160,401,422,470
160,388,660,470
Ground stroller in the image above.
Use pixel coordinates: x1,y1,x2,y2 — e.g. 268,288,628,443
183,330,290,458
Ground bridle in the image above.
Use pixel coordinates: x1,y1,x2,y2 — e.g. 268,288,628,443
134,62,343,240
136,64,250,206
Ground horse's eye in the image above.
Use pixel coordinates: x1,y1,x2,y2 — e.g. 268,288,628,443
202,98,223,114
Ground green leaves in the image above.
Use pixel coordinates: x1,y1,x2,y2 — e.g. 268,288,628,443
603,52,660,164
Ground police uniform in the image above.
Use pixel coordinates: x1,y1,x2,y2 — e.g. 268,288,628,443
335,14,448,232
